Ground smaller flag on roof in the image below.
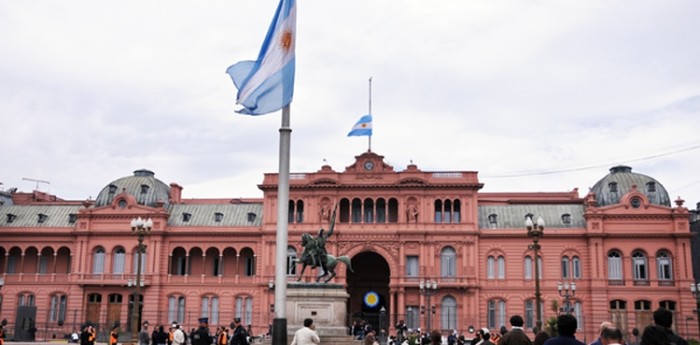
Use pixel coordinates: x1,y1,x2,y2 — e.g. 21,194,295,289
347,114,372,137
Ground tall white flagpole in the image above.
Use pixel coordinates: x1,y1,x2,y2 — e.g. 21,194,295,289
272,104,291,345
368,77,372,152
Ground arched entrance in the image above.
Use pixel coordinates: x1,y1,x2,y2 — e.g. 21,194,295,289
347,251,390,334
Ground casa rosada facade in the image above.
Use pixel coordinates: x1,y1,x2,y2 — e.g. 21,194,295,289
0,151,696,342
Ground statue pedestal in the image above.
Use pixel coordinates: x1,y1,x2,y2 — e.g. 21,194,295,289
286,283,349,337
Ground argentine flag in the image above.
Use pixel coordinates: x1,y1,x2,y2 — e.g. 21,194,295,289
347,114,372,137
226,0,296,115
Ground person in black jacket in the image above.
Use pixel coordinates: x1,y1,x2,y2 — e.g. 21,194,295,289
653,308,688,345
192,318,213,345
230,318,248,345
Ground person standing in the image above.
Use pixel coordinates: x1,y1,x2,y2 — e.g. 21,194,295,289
0,325,6,345
396,320,408,344
291,318,320,345
139,322,150,345
217,326,229,345
110,325,120,345
499,315,532,345
653,307,688,345
230,318,248,345
588,322,614,345
172,322,185,345
542,315,585,345
478,329,495,345
192,318,213,345
599,327,623,345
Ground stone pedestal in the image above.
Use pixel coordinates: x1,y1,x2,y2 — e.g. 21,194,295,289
286,283,349,337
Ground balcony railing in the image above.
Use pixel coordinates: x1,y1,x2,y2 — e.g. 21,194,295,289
608,280,625,286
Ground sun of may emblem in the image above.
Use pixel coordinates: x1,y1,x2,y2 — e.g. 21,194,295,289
279,28,293,53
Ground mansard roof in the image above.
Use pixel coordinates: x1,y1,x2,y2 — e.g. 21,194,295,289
478,204,586,229
0,205,82,227
167,203,263,227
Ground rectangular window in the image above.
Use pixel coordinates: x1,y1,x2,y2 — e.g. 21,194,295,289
658,258,672,280
487,301,496,329
608,256,622,280
497,257,505,279
201,297,209,318
572,257,581,279
498,300,506,327
524,256,533,280
487,257,495,279
59,295,67,322
177,297,185,323
235,297,243,319
49,296,58,321
245,297,253,326
406,306,419,330
39,256,49,274
633,258,647,280
245,257,255,276
574,302,583,330
525,301,534,329
406,256,419,277
211,297,220,326
168,297,176,322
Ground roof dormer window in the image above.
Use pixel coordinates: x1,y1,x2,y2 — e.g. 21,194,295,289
487,214,498,228
108,184,118,194
646,182,656,193
182,212,192,222
68,214,77,223
247,212,257,222
561,213,571,225
608,182,618,193
7,213,16,223
140,184,150,194
38,213,48,223
214,212,224,222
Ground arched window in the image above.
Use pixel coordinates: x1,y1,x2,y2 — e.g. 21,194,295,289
93,247,105,274
497,256,506,279
168,296,186,323
561,256,570,279
444,200,452,223
113,247,126,274
487,256,495,279
441,296,458,330
632,251,648,282
49,294,68,323
286,247,297,276
376,198,387,223
572,256,581,279
434,200,443,223
235,296,254,326
524,256,533,280
363,198,374,223
488,299,507,329
201,295,220,326
441,247,456,277
657,251,673,281
635,300,653,330
453,199,461,223
352,198,362,223
295,200,304,223
610,300,627,333
608,251,623,280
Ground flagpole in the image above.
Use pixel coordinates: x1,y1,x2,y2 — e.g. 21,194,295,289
368,77,372,152
272,104,291,345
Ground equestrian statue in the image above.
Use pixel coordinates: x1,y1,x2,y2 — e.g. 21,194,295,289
296,204,353,283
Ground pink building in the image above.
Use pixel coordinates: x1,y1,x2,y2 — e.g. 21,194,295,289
0,151,695,342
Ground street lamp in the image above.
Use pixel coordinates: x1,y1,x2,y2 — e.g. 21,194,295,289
130,217,152,342
557,281,576,314
526,216,545,330
419,279,438,333
689,282,700,338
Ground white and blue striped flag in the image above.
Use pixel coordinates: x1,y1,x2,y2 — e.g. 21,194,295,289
347,114,372,137
226,0,296,115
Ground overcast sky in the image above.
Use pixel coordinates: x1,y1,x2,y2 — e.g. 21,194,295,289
2,1,700,208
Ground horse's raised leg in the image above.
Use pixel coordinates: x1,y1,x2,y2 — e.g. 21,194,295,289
323,269,336,283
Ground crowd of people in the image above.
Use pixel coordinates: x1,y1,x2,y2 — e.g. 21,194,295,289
74,316,252,345
381,307,688,345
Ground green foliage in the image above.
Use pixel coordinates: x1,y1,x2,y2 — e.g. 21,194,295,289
406,334,419,345
688,338,699,345
545,316,558,337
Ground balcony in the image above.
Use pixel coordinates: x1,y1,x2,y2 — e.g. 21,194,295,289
633,280,650,286
658,280,675,287
2,273,72,283
607,280,625,286
77,273,152,287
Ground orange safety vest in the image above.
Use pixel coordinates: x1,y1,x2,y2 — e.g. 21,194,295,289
169,331,174,342
218,331,228,345
110,331,119,345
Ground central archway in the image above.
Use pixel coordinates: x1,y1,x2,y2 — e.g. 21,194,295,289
346,251,391,333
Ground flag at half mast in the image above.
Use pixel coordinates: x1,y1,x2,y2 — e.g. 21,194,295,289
347,114,372,137
226,0,296,116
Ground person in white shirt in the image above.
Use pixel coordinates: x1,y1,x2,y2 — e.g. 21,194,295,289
291,318,320,345
172,323,186,345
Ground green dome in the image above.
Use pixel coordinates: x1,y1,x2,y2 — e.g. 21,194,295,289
95,169,170,207
590,165,670,207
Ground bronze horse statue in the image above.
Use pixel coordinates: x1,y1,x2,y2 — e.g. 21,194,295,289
296,251,353,283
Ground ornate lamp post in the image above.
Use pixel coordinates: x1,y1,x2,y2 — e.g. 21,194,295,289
557,281,576,314
689,282,700,338
419,279,438,333
526,216,545,330
130,217,152,342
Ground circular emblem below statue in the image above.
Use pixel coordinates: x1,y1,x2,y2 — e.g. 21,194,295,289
364,291,380,308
